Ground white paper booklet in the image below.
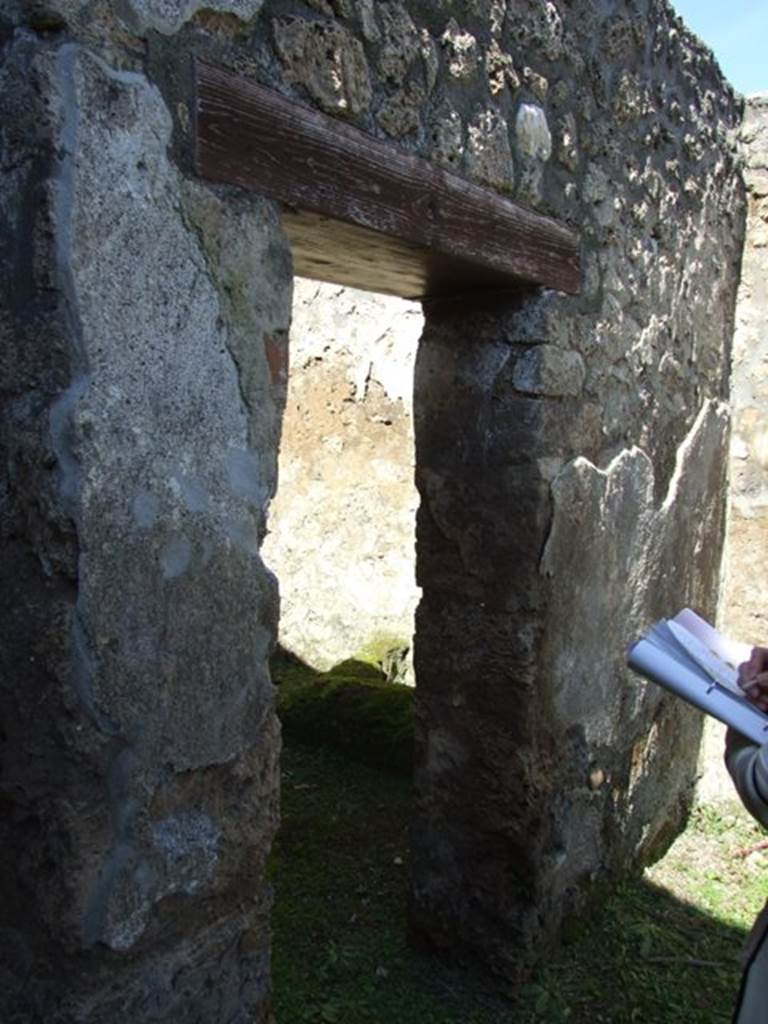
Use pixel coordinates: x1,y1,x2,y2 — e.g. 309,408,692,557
627,608,768,745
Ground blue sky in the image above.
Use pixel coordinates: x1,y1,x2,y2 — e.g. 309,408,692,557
670,0,768,96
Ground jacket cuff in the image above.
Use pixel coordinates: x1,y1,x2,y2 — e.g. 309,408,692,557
754,743,768,804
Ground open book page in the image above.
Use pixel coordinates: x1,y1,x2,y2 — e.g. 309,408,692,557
640,619,740,694
666,619,743,697
627,611,768,746
671,608,752,679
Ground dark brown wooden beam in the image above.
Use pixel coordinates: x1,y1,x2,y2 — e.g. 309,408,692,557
194,60,581,301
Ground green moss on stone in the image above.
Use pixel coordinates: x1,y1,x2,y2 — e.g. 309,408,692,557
272,649,414,774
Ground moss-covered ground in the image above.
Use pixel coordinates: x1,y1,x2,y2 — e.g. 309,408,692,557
270,660,767,1023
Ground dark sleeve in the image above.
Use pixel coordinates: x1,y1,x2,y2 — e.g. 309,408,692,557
725,728,768,829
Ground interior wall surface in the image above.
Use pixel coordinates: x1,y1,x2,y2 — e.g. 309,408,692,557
721,95,768,643
262,278,422,675
0,0,746,1019
702,97,768,804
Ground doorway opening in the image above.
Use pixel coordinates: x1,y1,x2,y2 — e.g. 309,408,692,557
263,278,424,686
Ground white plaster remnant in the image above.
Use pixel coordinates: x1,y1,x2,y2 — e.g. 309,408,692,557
540,400,728,745
515,103,552,161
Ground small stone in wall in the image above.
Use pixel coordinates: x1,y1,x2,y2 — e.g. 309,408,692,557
377,83,425,137
486,39,519,95
516,163,544,206
273,18,372,117
600,14,636,60
304,0,334,13
420,29,439,93
310,0,379,41
523,66,549,102
428,105,465,169
556,112,579,172
377,2,423,83
583,162,615,227
441,18,480,79
466,109,515,193
489,0,506,36
613,70,648,123
513,345,586,398
509,0,563,62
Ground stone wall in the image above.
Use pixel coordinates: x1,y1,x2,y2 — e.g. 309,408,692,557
0,1,746,1019
721,96,768,643
0,28,291,1024
405,1,745,984
262,279,422,675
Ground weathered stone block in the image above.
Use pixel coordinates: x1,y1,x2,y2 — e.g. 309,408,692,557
466,108,515,193
513,345,585,396
274,17,372,117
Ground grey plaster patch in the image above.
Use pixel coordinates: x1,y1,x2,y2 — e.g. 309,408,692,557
175,473,210,514
151,810,220,889
97,812,221,952
48,375,89,511
226,447,267,505
159,535,193,579
132,491,160,529
224,516,260,555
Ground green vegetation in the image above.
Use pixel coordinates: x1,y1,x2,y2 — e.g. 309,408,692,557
273,650,413,774
270,659,767,1023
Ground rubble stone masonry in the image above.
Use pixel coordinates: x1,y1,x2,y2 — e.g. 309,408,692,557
0,2,746,1019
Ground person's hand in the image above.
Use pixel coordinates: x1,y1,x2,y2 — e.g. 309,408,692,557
738,646,768,712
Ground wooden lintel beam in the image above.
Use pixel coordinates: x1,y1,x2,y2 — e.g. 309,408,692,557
194,60,581,300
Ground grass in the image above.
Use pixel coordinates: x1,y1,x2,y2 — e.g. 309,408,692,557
269,663,767,1023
